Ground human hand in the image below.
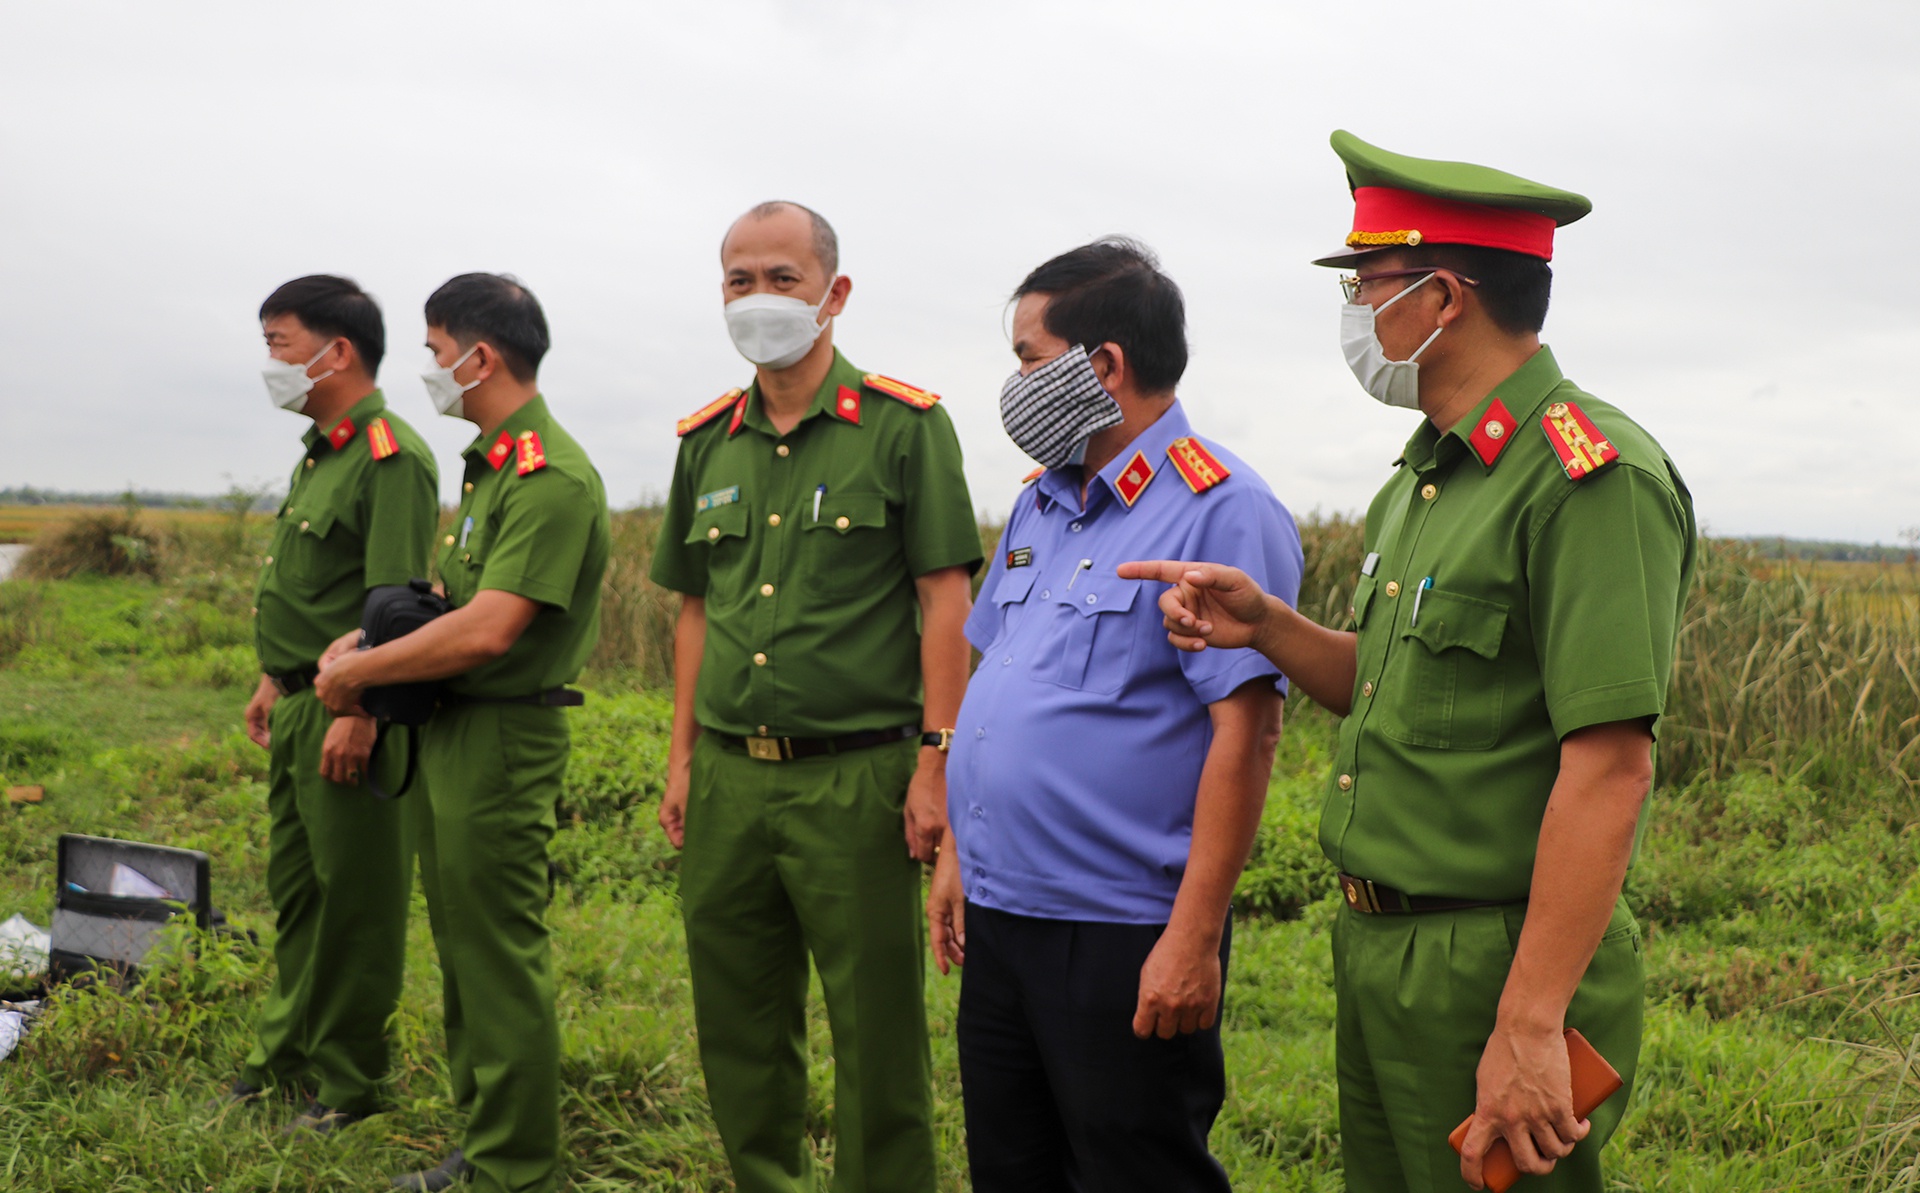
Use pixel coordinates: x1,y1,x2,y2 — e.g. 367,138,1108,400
319,714,377,786
313,651,368,717
658,767,690,849
317,629,360,671
1459,1018,1587,1189
1115,561,1273,653
244,675,278,750
926,836,966,975
1132,926,1222,1039
903,753,948,863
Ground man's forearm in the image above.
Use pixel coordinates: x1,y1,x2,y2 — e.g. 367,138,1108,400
1166,686,1284,945
914,568,974,775
666,596,707,778
1255,603,1359,715
346,595,527,687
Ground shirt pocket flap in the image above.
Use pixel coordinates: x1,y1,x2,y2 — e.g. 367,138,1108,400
686,502,750,546
295,508,339,539
805,492,887,535
1051,574,1141,618
1349,575,1377,628
1403,590,1507,659
993,568,1037,605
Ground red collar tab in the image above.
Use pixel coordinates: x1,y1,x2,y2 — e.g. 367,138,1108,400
1467,398,1518,468
678,388,744,437
1539,399,1619,481
327,417,357,450
1166,437,1231,494
486,430,515,470
726,394,749,436
833,385,863,425
863,373,941,410
515,429,548,476
366,417,400,461
1348,186,1558,260
1113,450,1156,508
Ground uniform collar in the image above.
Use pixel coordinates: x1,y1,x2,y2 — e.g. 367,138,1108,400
1397,346,1563,474
462,393,551,461
740,349,867,437
302,389,387,454
1034,400,1189,515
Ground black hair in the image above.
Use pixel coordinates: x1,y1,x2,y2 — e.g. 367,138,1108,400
423,273,550,383
1403,244,1553,335
259,275,385,375
1012,237,1188,393
732,201,839,275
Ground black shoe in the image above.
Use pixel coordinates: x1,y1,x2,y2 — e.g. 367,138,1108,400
388,1149,473,1191
204,1077,264,1111
281,1098,368,1137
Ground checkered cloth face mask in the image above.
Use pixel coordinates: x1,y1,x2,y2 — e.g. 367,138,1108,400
998,345,1124,469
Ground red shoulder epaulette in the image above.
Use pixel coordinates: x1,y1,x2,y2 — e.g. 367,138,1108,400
863,373,941,410
1166,437,1230,494
678,388,745,437
366,417,400,461
516,430,548,476
1539,399,1619,481
1021,467,1044,485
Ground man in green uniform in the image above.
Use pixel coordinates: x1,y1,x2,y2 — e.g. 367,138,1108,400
316,272,610,1193
651,201,982,1192
231,275,438,1131
1123,133,1696,1191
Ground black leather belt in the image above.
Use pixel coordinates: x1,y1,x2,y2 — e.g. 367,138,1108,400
438,687,585,710
710,724,920,762
268,665,319,697
1339,873,1526,916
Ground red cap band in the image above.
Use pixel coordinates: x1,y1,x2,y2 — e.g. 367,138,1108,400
1349,186,1558,260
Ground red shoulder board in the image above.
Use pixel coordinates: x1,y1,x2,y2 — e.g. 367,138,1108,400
834,385,863,425
1021,467,1044,485
678,388,744,437
863,373,941,410
1539,399,1619,481
1113,449,1156,508
516,430,548,476
726,393,748,436
327,417,357,450
366,417,400,461
1166,437,1231,494
1468,399,1517,468
486,430,515,470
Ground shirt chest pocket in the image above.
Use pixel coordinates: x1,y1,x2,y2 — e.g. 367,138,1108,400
1377,589,1508,750
685,502,752,593
1349,574,1378,629
1032,574,1140,695
801,491,891,597
280,507,346,586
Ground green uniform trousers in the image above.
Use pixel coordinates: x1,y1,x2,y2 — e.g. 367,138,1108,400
416,703,568,1193
1332,898,1644,1193
242,689,411,1115
681,735,936,1193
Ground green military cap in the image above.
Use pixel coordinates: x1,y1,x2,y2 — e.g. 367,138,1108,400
1312,130,1593,267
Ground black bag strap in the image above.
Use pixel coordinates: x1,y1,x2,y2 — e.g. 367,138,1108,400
365,721,418,800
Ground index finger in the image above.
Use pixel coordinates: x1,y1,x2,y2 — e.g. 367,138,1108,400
1117,560,1197,584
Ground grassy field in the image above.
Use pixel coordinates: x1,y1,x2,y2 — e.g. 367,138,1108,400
1,512,1918,1190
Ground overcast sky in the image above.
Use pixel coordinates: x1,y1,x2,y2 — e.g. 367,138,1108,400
4,0,1916,543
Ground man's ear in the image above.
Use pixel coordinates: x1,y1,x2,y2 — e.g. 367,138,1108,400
325,337,361,377
470,341,502,386
823,275,851,318
1088,340,1128,392
1435,272,1471,329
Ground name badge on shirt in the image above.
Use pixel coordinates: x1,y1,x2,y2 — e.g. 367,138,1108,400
1007,546,1033,568
1361,551,1381,577
696,485,741,513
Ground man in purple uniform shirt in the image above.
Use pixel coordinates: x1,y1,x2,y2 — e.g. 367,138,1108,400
926,238,1304,1191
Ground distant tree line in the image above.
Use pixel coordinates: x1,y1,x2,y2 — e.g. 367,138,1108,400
1745,536,1919,564
0,485,281,513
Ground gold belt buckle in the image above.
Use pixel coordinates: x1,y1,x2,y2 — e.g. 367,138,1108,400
745,735,789,762
1341,875,1384,914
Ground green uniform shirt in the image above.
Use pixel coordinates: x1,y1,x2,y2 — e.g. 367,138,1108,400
650,350,984,738
1320,347,1696,901
438,395,611,698
254,391,439,675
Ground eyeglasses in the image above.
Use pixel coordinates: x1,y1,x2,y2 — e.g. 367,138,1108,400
1339,267,1478,305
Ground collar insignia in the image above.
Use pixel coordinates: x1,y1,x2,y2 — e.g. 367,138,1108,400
1113,449,1156,508
1468,398,1517,467
486,430,515,470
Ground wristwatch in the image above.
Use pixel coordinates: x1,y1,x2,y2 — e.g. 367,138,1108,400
920,728,954,753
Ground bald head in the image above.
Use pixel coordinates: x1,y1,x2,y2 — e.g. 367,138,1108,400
723,201,839,276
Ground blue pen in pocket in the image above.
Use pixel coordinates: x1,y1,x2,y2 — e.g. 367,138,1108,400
1410,576,1434,627
459,516,474,549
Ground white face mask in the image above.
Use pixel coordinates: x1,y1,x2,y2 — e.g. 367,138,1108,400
420,344,481,419
724,277,838,371
1340,271,1444,410
261,342,337,414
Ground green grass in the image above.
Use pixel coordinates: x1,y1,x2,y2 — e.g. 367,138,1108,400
2,549,1917,1187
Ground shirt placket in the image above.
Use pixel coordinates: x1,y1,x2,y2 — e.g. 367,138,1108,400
751,426,802,734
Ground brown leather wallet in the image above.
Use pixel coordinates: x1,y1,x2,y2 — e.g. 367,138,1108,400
1447,1028,1623,1192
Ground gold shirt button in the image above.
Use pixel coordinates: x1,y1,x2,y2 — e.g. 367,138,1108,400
304,459,315,469
758,725,769,736
707,526,721,541
250,606,257,616
768,513,782,527
1362,681,1374,697
776,444,790,457
1421,483,1438,501
299,520,309,531
263,555,273,566
753,652,768,666
464,481,474,492
1338,773,1353,790
835,515,850,530
760,583,774,596
1384,580,1400,597
444,534,456,545
463,553,471,562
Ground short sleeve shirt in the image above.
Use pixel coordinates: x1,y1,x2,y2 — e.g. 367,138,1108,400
1320,347,1697,901
649,350,984,737
438,395,611,698
253,391,439,675
948,402,1304,923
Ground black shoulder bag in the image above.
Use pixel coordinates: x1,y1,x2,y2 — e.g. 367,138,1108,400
358,579,452,799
